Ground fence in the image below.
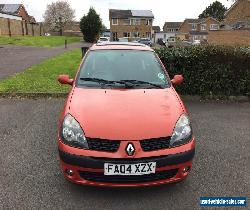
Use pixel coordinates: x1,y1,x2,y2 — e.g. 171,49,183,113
0,17,44,36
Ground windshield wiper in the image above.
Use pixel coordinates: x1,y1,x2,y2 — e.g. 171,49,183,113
79,77,126,86
119,80,164,89
79,78,164,89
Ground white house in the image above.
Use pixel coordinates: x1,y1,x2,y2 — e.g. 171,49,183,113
152,31,176,43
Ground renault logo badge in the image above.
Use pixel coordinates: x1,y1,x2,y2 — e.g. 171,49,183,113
126,143,135,156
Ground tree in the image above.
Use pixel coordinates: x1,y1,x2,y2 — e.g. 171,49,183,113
80,7,102,42
199,1,227,21
43,1,75,35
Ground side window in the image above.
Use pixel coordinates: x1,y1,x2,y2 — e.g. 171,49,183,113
192,24,197,30
210,24,219,30
123,32,130,37
123,19,130,25
112,19,118,25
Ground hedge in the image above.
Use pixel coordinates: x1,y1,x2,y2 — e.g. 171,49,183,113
155,46,250,96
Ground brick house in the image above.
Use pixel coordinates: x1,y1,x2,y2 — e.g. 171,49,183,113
163,22,182,33
223,0,250,29
152,26,160,42
162,22,184,42
152,26,160,33
208,0,250,45
179,17,220,42
0,4,36,23
109,9,154,41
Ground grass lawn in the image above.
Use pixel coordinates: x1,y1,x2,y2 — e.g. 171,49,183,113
0,49,81,93
0,36,82,47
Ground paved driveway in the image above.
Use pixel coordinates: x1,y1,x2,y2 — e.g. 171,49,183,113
0,42,91,80
0,99,249,210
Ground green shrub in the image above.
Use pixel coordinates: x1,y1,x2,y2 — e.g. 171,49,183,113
80,7,102,43
155,46,250,96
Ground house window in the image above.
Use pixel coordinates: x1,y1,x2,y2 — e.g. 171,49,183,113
169,28,178,32
123,32,130,37
191,24,197,31
210,24,219,30
112,19,118,25
131,19,140,25
132,32,140,37
123,19,130,25
201,24,206,31
146,19,151,25
194,35,198,40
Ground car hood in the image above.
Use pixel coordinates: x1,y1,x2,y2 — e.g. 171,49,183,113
68,88,184,140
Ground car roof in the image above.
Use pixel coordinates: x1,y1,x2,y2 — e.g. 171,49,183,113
90,42,153,51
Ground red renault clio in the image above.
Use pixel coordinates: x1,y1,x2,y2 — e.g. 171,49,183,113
57,42,195,187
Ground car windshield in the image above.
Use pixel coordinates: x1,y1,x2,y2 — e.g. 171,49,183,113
100,38,108,41
77,50,169,89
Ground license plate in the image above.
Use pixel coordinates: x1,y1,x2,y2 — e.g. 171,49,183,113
104,162,156,175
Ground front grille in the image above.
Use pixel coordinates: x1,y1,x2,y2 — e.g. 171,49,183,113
79,169,178,183
87,138,120,152
140,137,171,151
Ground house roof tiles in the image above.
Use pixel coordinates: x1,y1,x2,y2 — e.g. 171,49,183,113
0,4,21,15
164,22,182,28
131,10,154,18
152,26,161,32
109,9,154,19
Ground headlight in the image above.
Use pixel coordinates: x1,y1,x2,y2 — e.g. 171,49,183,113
61,114,88,149
170,114,192,147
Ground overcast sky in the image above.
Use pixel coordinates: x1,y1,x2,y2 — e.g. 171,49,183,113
1,0,232,29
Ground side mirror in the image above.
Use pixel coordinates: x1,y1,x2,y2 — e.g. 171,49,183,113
58,75,74,85
171,74,183,86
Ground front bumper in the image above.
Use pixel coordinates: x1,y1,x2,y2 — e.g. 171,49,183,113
58,138,195,187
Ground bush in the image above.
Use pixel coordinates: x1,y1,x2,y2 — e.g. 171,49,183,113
155,46,250,96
